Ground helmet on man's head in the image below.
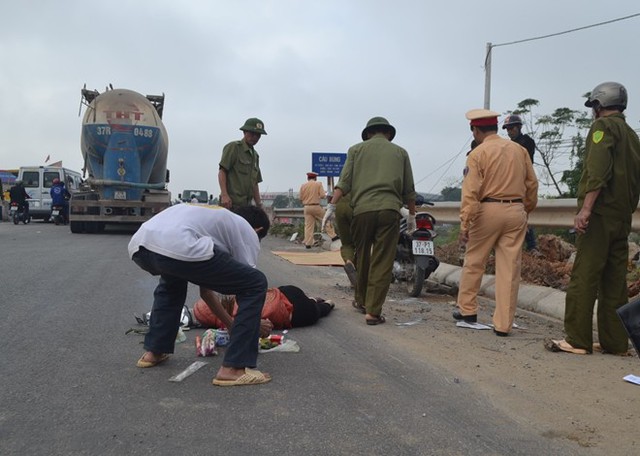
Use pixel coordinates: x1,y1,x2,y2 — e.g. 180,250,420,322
52,178,60,185
239,118,267,135
584,81,627,110
502,114,523,129
361,116,396,141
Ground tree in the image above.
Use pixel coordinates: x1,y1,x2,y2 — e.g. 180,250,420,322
440,185,461,201
509,99,590,197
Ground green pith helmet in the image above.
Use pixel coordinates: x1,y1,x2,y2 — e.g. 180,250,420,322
361,116,396,141
240,118,267,135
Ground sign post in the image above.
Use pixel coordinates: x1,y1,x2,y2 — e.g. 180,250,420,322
311,152,346,194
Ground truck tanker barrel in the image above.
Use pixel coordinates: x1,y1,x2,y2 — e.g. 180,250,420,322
70,86,171,233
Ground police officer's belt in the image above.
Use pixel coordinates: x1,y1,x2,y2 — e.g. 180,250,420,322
481,197,523,203
304,203,320,206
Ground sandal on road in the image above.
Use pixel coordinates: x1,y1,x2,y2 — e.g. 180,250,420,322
366,315,386,326
544,338,588,355
352,300,365,314
136,353,170,368
212,369,272,387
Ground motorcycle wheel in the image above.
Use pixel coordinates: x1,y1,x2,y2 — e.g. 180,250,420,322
406,263,426,297
13,214,19,225
54,215,61,226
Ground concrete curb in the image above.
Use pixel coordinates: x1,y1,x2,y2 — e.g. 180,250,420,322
432,262,567,322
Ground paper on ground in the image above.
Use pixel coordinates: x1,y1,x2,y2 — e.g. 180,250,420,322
456,321,492,330
169,361,208,382
623,374,640,385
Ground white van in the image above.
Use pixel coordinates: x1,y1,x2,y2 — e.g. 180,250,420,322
17,166,83,220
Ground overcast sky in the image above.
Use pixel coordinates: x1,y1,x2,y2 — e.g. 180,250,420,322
1,1,639,198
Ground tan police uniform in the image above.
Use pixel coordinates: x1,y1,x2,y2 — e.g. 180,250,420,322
457,109,538,333
299,172,336,247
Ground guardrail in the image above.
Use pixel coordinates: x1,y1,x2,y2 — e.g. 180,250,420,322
274,199,640,232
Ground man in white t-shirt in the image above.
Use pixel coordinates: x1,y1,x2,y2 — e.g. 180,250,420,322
128,204,273,386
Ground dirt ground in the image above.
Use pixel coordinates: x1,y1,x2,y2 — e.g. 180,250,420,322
318,235,640,455
327,281,639,455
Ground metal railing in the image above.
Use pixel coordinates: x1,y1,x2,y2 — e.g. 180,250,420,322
274,199,640,231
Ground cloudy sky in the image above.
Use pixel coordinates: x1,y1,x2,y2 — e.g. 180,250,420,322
1,1,638,198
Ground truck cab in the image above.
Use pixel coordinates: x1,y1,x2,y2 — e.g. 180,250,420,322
180,190,209,204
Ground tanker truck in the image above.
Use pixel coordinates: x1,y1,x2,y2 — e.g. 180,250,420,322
70,86,171,233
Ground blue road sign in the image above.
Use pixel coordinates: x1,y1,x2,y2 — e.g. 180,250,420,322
311,152,347,177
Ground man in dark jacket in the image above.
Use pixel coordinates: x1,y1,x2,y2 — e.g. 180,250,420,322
503,114,540,255
9,180,30,218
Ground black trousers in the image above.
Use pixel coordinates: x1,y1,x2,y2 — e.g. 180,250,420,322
278,285,333,327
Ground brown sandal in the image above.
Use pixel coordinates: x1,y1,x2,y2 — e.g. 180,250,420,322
366,315,386,326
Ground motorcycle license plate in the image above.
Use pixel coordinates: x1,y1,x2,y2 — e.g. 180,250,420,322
51,210,59,216
412,240,434,256
10,206,17,212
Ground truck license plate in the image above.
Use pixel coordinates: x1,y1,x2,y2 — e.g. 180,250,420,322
51,210,59,216
114,191,127,200
412,240,434,256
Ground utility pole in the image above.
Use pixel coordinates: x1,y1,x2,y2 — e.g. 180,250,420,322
484,42,492,109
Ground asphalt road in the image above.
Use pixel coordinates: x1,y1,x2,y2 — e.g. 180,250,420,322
0,221,581,456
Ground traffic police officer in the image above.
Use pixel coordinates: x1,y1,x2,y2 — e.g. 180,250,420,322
454,109,538,336
218,118,267,210
299,171,337,249
549,82,640,355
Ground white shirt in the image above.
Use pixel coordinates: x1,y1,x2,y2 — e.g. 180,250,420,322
128,204,260,266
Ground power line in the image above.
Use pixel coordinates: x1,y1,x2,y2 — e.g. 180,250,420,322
489,13,640,55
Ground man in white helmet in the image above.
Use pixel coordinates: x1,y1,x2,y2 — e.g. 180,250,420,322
547,82,640,355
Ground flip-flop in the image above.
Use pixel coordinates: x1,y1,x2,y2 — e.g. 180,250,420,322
212,369,272,387
136,353,170,368
544,338,588,355
366,315,386,326
352,300,365,314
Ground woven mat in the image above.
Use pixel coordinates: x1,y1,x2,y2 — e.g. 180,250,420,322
271,250,345,266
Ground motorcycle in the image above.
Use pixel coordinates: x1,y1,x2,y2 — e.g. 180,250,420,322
50,205,66,225
392,202,440,297
10,202,31,225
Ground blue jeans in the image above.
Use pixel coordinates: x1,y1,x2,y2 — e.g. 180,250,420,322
132,246,267,369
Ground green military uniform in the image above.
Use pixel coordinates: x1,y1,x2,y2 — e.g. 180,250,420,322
337,129,416,317
565,113,640,353
219,140,262,207
334,193,354,263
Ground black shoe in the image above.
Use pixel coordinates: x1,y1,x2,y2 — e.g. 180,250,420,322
331,235,340,242
305,245,311,249
452,310,477,323
493,329,508,337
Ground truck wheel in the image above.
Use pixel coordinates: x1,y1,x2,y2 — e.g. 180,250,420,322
70,221,84,233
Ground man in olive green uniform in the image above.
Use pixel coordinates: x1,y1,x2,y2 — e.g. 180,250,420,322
455,109,538,336
334,193,357,288
323,117,416,325
549,82,640,355
218,118,267,210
